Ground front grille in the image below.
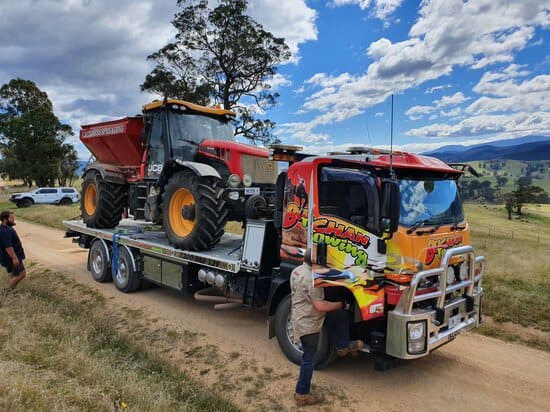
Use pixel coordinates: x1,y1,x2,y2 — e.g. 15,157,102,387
241,154,278,184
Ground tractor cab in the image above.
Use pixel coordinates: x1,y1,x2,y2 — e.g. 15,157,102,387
141,100,235,179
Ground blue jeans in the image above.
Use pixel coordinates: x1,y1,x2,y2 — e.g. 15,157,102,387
295,311,350,394
296,332,319,395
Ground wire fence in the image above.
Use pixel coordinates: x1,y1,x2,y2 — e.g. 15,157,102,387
471,223,548,243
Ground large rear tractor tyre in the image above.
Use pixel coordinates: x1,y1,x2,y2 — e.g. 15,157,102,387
81,172,127,228
274,295,336,369
163,172,227,251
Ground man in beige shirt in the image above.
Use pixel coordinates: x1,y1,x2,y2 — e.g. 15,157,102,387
291,249,364,407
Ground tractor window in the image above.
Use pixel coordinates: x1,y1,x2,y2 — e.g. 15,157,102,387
318,167,379,233
146,112,166,177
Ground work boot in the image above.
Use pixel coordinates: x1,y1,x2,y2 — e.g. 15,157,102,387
337,340,365,357
294,391,325,407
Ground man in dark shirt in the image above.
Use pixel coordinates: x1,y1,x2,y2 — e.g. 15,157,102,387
0,210,26,290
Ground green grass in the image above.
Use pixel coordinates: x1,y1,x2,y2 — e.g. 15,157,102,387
0,269,239,411
465,202,550,348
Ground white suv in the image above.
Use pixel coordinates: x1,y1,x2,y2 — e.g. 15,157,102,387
9,187,80,208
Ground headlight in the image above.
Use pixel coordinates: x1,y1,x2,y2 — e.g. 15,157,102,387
228,191,239,200
407,320,427,354
227,174,240,188
408,322,425,340
459,263,469,281
242,174,252,187
446,266,455,285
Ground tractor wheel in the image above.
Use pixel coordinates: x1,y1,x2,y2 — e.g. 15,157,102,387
81,171,127,228
163,172,227,251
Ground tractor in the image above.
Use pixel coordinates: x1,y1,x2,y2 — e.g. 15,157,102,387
79,99,278,250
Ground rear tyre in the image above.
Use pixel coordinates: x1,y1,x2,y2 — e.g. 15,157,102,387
113,247,141,293
163,171,227,251
274,295,336,369
88,239,112,282
59,197,72,206
81,171,127,228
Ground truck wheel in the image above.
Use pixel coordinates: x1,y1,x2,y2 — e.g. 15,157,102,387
81,171,127,228
274,295,336,369
113,247,141,293
163,172,227,251
89,240,112,282
17,198,33,208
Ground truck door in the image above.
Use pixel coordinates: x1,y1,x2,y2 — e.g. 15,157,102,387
144,111,167,179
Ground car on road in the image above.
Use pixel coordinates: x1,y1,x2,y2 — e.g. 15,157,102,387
9,187,80,208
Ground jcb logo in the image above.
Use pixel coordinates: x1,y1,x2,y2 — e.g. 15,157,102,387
148,164,163,173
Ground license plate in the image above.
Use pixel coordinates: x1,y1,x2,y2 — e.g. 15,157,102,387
244,187,260,195
448,314,460,329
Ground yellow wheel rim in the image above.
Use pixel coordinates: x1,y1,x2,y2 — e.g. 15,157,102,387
84,184,97,215
169,188,196,237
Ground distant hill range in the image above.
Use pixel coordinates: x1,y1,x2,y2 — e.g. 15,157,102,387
423,135,550,162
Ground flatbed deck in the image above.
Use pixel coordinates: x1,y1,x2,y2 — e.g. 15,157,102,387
63,219,243,273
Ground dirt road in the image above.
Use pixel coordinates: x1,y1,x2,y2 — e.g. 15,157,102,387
16,220,550,411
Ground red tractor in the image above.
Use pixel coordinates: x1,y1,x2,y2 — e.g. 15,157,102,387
79,99,278,250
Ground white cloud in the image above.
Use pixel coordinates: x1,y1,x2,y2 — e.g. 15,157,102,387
407,111,550,138
248,0,318,63
425,84,451,94
375,112,384,117
405,92,468,120
292,0,548,142
330,0,404,21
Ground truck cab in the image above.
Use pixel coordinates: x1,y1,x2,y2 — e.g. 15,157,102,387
270,148,484,364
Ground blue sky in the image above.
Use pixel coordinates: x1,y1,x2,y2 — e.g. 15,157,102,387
0,0,548,158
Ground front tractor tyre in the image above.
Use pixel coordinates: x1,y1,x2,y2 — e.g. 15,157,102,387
81,172,127,228
163,172,227,251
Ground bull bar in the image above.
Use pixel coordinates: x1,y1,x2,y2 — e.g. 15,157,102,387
386,245,485,359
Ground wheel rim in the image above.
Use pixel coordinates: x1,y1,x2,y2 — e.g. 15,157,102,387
91,250,104,275
115,259,128,286
286,312,303,353
169,187,196,237
84,184,97,215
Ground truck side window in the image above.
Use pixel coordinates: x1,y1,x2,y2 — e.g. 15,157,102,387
319,167,379,234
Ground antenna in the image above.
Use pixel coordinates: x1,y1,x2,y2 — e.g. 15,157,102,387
390,94,394,179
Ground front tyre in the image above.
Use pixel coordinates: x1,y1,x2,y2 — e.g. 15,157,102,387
163,172,227,251
274,295,336,369
81,171,126,228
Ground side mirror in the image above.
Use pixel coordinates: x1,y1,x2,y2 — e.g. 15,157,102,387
312,242,327,266
380,180,400,234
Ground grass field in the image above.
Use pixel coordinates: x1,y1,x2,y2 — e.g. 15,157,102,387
0,268,239,411
465,203,550,350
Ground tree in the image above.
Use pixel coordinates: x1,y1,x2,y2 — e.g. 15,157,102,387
141,0,290,145
496,176,508,187
0,79,74,186
503,192,516,220
57,143,79,186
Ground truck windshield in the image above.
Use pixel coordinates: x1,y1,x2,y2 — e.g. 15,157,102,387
398,178,464,226
168,111,234,145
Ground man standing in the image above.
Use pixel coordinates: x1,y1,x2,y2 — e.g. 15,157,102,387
0,211,26,290
291,249,364,407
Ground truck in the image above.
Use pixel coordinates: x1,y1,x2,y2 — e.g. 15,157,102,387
65,145,485,369
79,99,277,251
